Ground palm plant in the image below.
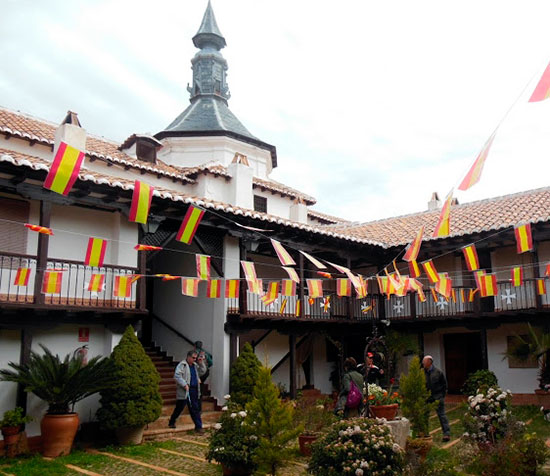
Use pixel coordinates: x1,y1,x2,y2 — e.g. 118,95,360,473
0,344,115,414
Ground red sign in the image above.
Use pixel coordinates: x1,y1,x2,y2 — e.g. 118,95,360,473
78,327,90,342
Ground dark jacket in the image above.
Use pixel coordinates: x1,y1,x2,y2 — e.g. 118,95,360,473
424,366,447,402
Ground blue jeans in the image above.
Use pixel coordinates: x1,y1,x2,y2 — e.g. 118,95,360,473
169,387,202,429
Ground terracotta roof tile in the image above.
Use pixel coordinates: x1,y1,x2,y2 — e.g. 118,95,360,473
307,209,350,225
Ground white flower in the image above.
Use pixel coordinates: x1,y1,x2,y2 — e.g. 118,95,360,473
224,394,231,400
214,423,222,430
221,406,228,411
238,411,247,417
355,470,364,476
250,435,258,440
230,413,237,418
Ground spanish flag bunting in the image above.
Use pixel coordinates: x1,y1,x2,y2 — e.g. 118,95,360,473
135,244,162,251
546,264,550,277
225,279,239,298
432,191,453,238
460,288,467,303
458,132,496,191
409,278,423,293
529,61,550,102
283,266,300,283
295,299,301,317
206,279,222,298
337,278,351,297
468,289,478,302
279,298,287,314
87,273,105,292
129,180,154,224
130,274,142,285
435,273,452,298
307,279,323,298
537,278,547,296
155,274,179,281
479,273,498,297
42,270,63,294
430,288,438,302
299,250,326,269
408,259,421,278
114,275,133,298
25,223,53,235
43,141,85,196
14,267,30,286
181,278,199,297
403,226,424,262
176,205,204,244
327,261,349,275
377,275,388,294
511,267,523,287
421,260,439,284
462,244,480,272
247,279,262,295
270,239,296,266
281,279,296,297
317,271,332,279
395,277,410,297
308,297,315,305
196,254,211,280
85,237,107,267
474,270,486,290
451,288,457,303
241,261,258,282
356,276,368,299
417,287,427,303
262,281,279,302
514,224,533,254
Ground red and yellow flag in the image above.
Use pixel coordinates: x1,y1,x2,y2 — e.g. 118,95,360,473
479,273,498,297
458,133,496,191
134,244,162,251
514,224,533,253
196,254,211,280
87,273,105,292
225,279,239,298
435,273,452,298
408,259,421,278
176,205,204,244
432,191,453,238
155,273,179,281
403,226,424,262
247,279,262,295
206,279,222,298
14,267,30,286
281,279,296,297
538,279,547,295
24,223,53,235
181,278,199,297
337,278,351,297
410,278,425,302
279,298,287,314
377,276,389,294
295,299,301,317
270,239,296,266
241,261,258,282
421,260,439,284
317,271,332,279
114,275,132,298
511,267,523,287
356,276,368,299
261,281,279,306
469,289,478,302
85,237,107,267
42,270,63,294
430,288,438,302
307,279,323,298
529,62,550,102
43,142,85,196
283,266,300,283
299,250,326,269
462,244,480,271
545,264,550,277
129,180,154,224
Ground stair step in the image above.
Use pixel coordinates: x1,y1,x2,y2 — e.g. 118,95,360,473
146,411,222,431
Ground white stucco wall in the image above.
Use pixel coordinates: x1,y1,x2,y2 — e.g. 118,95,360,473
0,329,20,422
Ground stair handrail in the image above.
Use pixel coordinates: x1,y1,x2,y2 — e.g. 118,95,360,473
270,334,310,374
151,313,196,348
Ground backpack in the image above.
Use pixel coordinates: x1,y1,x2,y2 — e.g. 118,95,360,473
346,379,362,409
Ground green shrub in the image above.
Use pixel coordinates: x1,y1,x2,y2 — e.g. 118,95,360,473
461,369,498,396
0,407,32,427
230,342,261,407
97,326,162,430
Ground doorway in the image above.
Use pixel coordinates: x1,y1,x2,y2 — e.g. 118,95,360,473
443,332,483,394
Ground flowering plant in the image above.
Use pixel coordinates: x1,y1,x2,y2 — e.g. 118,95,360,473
365,382,401,406
308,419,404,476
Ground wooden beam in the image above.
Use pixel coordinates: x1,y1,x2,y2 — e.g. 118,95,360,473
33,201,51,305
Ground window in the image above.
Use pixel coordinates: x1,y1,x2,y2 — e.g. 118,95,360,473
136,141,156,163
0,197,29,254
253,195,267,213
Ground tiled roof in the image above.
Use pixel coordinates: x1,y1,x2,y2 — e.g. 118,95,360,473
308,209,350,225
327,187,550,247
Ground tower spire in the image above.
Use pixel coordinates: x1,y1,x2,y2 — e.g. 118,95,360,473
193,0,226,50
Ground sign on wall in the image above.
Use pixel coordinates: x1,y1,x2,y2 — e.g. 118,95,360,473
78,327,90,342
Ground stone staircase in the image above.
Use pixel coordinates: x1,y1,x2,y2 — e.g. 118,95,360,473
143,344,222,441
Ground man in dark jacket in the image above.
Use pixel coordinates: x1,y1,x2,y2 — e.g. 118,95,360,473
422,355,451,441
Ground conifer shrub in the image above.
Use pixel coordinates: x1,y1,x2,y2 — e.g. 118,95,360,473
97,326,162,430
230,342,261,407
461,369,498,396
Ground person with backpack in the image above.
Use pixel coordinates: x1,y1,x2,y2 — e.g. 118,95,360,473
335,357,364,417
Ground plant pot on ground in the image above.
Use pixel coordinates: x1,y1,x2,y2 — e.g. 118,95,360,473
293,396,336,456
0,345,114,457
0,407,32,446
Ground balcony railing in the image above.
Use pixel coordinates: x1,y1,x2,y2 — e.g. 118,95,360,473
0,251,141,310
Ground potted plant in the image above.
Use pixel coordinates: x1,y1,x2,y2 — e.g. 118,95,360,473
0,407,32,446
294,396,336,455
229,342,261,407
365,380,401,420
0,344,114,457
96,326,162,445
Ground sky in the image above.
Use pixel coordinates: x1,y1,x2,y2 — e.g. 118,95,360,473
2,0,550,222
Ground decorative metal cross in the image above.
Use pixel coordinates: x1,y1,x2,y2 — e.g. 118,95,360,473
501,289,516,305
393,300,404,314
435,297,449,310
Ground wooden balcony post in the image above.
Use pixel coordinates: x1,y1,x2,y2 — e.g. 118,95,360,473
532,239,542,310
299,253,305,318
346,257,352,320
137,248,147,311
239,239,247,315
410,292,417,319
289,334,297,399
33,201,52,305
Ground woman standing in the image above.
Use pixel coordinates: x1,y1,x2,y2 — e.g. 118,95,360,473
335,357,364,417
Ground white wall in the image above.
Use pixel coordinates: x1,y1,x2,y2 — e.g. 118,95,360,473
0,329,20,421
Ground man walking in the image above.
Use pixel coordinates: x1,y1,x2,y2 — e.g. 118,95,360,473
168,350,207,433
422,355,451,442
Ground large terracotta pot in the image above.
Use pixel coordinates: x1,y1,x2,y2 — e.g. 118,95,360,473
370,403,399,421
221,463,253,476
1,425,21,446
298,433,318,456
115,425,146,445
41,413,79,457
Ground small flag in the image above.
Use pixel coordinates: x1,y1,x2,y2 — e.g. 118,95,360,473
271,239,296,266
206,279,222,298
308,297,315,305
307,279,323,298
283,266,300,283
409,278,423,293
462,244,480,271
432,191,453,238
241,261,258,282
176,205,204,244
135,244,162,251
42,270,63,294
196,254,211,280
279,298,287,314
403,226,424,262
295,299,301,317
546,264,550,277
246,278,262,294
225,279,240,298
24,223,53,235
514,224,533,253
479,273,498,297
322,296,331,312
529,62,550,102
14,267,30,286
377,276,389,294
417,287,427,302
317,271,332,279
43,141,85,195
356,276,368,299
435,273,452,298
299,250,326,269
458,132,496,191
114,275,133,298
181,278,199,297
408,259,421,278
337,278,351,297
430,288,438,302
87,273,105,292
281,279,296,297
327,261,349,275
511,267,523,287
129,180,154,224
422,260,439,284
261,281,279,305
451,289,457,303
85,237,107,267
537,278,547,295
469,289,478,302
155,274,179,281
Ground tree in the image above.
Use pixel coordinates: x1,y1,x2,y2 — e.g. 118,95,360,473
245,366,302,475
230,342,261,406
